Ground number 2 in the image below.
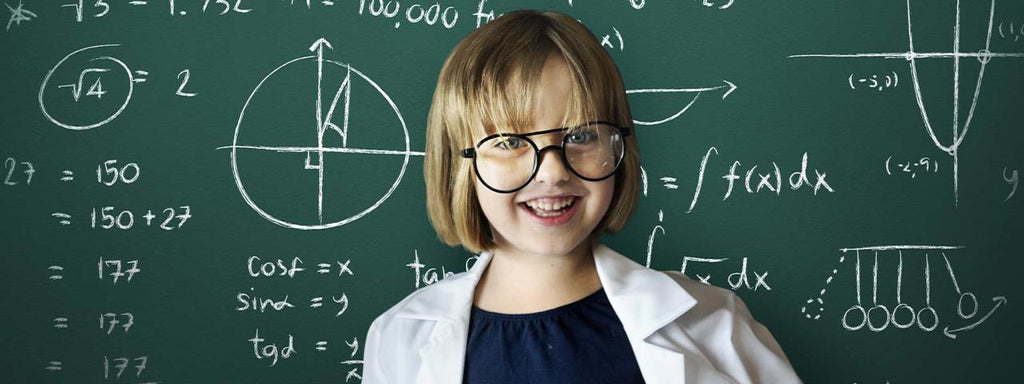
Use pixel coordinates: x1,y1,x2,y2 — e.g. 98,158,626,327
176,69,197,97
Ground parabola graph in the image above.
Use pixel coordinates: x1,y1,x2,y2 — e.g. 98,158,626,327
789,0,1024,206
219,38,424,230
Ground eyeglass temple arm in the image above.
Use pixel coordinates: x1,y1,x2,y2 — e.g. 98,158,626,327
614,124,632,138
589,120,631,138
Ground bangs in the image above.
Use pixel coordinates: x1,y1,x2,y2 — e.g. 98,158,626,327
461,44,606,147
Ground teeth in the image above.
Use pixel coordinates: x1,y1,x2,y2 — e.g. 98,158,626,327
525,196,575,212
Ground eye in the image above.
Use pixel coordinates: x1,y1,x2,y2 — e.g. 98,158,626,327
566,130,596,144
492,136,526,150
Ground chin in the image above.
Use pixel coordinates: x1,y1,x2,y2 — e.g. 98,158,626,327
521,236,590,257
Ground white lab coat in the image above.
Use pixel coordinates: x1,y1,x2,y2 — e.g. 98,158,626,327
362,244,802,384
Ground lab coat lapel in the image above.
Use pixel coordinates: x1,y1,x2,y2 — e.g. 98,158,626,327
593,244,697,384
416,319,468,384
395,252,491,384
394,245,699,384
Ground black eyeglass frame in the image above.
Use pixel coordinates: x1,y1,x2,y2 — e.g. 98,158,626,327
460,120,632,193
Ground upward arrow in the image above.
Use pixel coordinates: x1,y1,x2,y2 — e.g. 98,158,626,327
309,38,334,55
308,38,336,225
310,38,334,136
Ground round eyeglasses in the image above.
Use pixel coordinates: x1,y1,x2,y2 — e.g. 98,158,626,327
460,121,631,193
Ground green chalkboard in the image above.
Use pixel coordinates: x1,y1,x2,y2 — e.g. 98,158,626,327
2,0,1021,382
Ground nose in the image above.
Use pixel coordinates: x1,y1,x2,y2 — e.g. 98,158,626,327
533,145,570,185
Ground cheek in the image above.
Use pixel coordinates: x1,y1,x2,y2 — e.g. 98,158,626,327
591,179,615,214
474,182,516,224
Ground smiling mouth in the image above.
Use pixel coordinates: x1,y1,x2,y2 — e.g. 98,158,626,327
520,196,578,217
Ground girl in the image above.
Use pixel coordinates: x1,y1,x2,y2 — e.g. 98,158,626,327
363,10,801,384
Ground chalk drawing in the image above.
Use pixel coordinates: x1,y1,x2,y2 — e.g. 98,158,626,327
801,245,1006,339
217,38,424,230
789,0,1024,206
626,80,737,126
5,0,35,30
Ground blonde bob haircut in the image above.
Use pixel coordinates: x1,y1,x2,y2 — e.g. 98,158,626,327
424,10,640,254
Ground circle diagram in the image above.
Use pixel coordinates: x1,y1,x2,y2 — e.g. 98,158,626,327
227,41,414,230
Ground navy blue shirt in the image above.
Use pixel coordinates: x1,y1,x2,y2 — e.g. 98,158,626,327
463,287,646,384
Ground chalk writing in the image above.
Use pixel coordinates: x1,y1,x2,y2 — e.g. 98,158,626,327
250,256,352,278
99,312,135,334
683,147,835,212
695,0,734,10
598,26,625,51
1004,166,1019,201
998,20,1023,42
358,0,458,29
645,210,665,268
682,256,772,291
61,0,250,20
61,0,107,22
848,71,899,92
340,336,364,381
96,159,141,186
885,155,939,179
102,355,150,380
473,0,496,28
39,44,136,130
236,288,294,313
3,157,35,185
238,287,351,314
176,69,198,97
407,249,478,288
248,328,364,370
48,265,63,280
647,210,772,292
98,257,141,284
249,329,295,367
589,0,737,11
82,205,192,230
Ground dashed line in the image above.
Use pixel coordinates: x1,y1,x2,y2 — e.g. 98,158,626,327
802,255,845,320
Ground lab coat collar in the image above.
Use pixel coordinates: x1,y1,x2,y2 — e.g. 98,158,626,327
393,244,699,383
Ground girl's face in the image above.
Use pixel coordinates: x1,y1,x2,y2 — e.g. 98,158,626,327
474,54,615,258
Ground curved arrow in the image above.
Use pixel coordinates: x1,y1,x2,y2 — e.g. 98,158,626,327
943,296,1007,339
626,80,737,126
